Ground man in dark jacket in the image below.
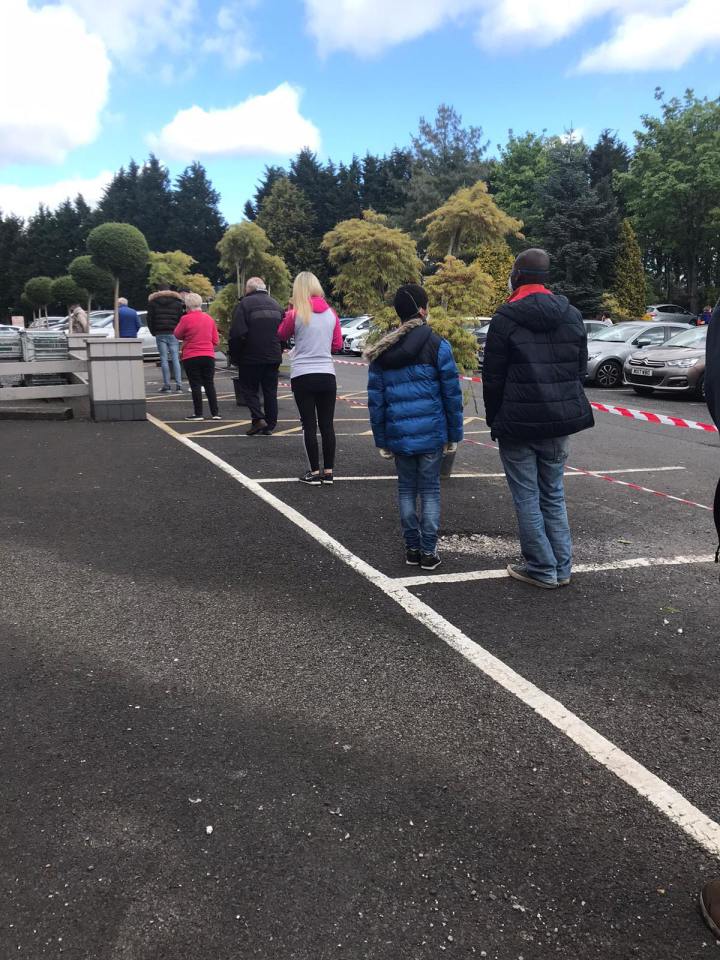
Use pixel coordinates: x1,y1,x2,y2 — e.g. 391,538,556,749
366,284,464,571
147,287,185,392
228,277,283,435
699,296,720,937
482,248,594,589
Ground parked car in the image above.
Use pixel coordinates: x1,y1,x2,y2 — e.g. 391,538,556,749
471,321,492,370
623,324,708,399
342,315,372,354
585,321,688,387
645,304,697,325
583,319,609,338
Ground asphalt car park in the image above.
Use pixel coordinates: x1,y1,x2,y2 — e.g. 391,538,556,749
2,357,720,959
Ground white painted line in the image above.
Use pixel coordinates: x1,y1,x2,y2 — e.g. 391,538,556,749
253,467,687,484
148,411,720,859
394,554,715,587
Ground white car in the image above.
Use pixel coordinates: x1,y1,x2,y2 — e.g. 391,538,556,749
342,315,372,354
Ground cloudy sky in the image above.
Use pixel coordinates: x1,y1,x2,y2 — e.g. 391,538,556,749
1,0,719,222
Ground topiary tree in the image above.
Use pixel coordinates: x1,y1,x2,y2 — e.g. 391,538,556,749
425,256,494,315
69,255,115,317
217,221,271,296
51,276,88,314
23,276,53,321
612,219,646,319
419,181,523,259
87,222,150,335
322,210,422,314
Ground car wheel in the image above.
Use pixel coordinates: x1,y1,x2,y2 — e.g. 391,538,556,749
694,375,705,401
632,386,654,396
595,360,622,388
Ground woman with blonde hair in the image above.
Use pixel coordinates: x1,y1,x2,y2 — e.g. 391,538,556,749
277,272,343,483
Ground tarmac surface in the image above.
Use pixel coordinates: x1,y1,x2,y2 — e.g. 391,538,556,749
2,356,719,959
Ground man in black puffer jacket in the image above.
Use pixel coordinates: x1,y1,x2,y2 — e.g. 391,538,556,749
483,248,594,589
228,277,284,435
147,287,186,392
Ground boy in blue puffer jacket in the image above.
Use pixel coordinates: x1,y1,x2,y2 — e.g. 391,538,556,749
365,284,464,570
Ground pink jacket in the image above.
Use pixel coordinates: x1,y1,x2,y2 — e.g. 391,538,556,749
277,296,343,352
174,310,219,360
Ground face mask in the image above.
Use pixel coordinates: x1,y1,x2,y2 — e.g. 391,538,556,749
507,275,514,294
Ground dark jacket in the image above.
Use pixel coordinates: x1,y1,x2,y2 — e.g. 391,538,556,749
482,287,594,441
705,297,720,428
228,290,283,365
118,304,141,338
366,318,464,456
147,290,185,336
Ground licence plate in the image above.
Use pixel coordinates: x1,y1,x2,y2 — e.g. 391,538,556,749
634,367,653,377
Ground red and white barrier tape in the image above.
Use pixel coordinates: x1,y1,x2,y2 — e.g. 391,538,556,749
462,437,711,512
589,402,718,434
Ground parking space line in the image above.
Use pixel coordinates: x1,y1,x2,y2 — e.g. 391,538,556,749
148,411,720,860
251,467,686,483
273,426,304,436
394,554,715,587
183,420,251,437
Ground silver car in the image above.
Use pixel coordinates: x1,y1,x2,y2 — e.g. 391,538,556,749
645,304,696,325
586,321,688,387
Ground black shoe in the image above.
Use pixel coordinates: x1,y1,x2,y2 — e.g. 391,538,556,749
406,549,422,566
420,553,442,571
322,471,334,485
184,414,204,421
261,428,273,436
299,471,321,484
247,419,268,436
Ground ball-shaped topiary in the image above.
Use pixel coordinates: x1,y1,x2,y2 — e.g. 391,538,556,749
87,222,149,280
69,255,114,302
51,276,87,309
24,276,53,309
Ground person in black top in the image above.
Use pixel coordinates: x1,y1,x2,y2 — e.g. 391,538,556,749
228,277,283,435
483,248,594,589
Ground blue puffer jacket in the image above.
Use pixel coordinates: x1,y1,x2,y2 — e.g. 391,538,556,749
366,318,464,456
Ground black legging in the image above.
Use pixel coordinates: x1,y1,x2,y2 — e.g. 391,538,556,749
183,356,219,417
291,373,336,471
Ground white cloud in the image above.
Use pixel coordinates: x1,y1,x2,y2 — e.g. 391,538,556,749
59,0,198,56
0,0,110,166
578,0,720,72
202,1,261,69
0,170,113,219
148,83,320,161
304,0,720,72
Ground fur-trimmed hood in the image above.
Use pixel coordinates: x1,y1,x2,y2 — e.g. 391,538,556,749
363,317,425,363
148,290,184,303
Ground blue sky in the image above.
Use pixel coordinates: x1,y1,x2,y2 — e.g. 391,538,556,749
2,0,719,222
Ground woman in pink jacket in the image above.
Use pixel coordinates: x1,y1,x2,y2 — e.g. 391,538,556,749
173,293,221,421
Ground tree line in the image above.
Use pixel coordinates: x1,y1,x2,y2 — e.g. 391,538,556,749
3,90,720,324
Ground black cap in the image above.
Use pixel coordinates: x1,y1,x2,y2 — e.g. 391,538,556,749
394,283,428,322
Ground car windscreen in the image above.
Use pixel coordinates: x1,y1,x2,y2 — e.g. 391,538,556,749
589,325,640,343
664,326,708,348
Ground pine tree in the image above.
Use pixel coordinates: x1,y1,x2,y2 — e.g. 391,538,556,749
335,158,363,222
172,163,226,281
134,155,174,251
244,165,287,220
256,178,319,278
612,219,646,318
539,141,620,314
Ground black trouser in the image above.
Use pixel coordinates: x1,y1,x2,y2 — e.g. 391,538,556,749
291,373,337,471
183,356,218,417
238,362,280,430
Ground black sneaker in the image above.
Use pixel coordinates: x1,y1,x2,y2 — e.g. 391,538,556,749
420,553,442,571
184,414,204,421
261,428,273,436
506,564,557,589
406,549,421,566
299,471,321,484
322,471,334,485
159,385,171,394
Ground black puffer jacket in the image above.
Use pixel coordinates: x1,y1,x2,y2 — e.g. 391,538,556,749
147,290,185,336
482,290,594,441
705,297,720,428
228,290,283,365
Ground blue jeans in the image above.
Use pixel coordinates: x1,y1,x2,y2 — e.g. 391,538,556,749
395,449,443,554
156,333,182,387
498,436,572,584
